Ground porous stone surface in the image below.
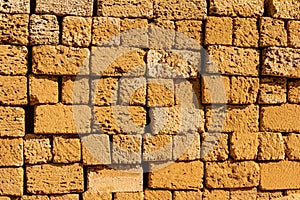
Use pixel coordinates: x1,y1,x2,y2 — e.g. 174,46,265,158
53,136,81,163
0,168,23,196
0,138,23,166
205,17,233,45
0,0,30,13
259,77,287,104
233,18,259,47
0,76,27,105
230,132,259,160
258,132,285,160
0,106,25,137
288,80,300,103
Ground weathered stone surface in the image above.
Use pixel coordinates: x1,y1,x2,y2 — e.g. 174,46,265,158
0,106,25,137
202,75,230,104
201,133,228,161
147,79,174,107
27,164,84,194
0,45,28,75
203,190,229,200
36,0,93,16
234,18,259,47
175,20,202,50
144,190,172,200
0,76,27,105
288,80,300,103
0,0,30,13
119,77,146,106
258,132,285,160
288,20,300,48
148,20,175,49
0,168,23,196
50,194,79,200
173,133,201,161
230,132,259,160
0,138,23,166
62,77,89,105
260,17,287,47
206,161,259,188
53,136,81,163
114,192,143,200
21,195,49,200
0,14,28,45
174,79,201,106
91,77,118,106
143,134,172,161
32,45,89,75
257,192,283,199
173,191,202,200
205,17,233,45
230,76,259,104
261,104,300,132
230,189,257,200
266,0,300,19
92,17,120,46
29,14,59,45
259,77,287,104
82,191,111,200
285,134,300,160
149,161,204,189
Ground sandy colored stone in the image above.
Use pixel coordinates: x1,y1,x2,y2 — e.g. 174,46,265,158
62,77,89,104
202,75,230,104
91,77,118,106
261,104,300,132
148,20,175,49
32,45,89,75
234,18,259,47
102,0,153,18
92,17,120,46
0,138,23,166
27,164,84,194
112,134,142,164
147,79,174,107
288,80,300,103
82,191,111,200
258,132,285,160
201,133,228,161
173,133,201,161
175,20,202,50
259,77,287,104
62,16,92,47
24,134,52,164
119,77,146,106
205,17,233,45
50,194,79,200
0,45,28,75
147,50,200,78
29,14,59,45
203,190,229,200
230,76,259,104
0,76,27,105
0,106,24,137
144,190,172,200
149,161,204,189
91,47,146,76
284,134,300,160
288,20,300,48
173,191,202,200
260,161,300,190
153,0,206,20
206,45,259,76
206,161,259,188
209,0,264,17
266,0,300,19
53,136,81,163
206,105,259,132
143,134,172,161
21,196,49,200
93,106,146,134
0,14,28,45
35,104,91,134
230,189,257,200
82,134,111,165
260,17,287,47
87,165,143,192
174,79,201,106
0,168,23,196
0,197,10,200
29,75,58,105
0,0,30,13
36,0,93,16
257,192,283,200
230,132,259,160
114,192,143,200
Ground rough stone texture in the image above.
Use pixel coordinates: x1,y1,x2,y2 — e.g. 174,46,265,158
259,77,287,104
0,14,29,45
35,0,93,16
209,0,264,17
230,76,259,104
174,79,201,106
260,17,287,47
50,194,79,200
21,196,49,200
234,18,259,47
284,134,300,160
0,106,25,137
91,77,118,106
257,192,283,199
143,134,172,161
35,104,91,134
82,191,111,200
0,138,23,166
29,14,59,45
201,133,228,161
0,76,27,105
53,136,81,163
288,80,300,103
144,190,172,200
153,0,207,20
62,16,92,47
230,132,259,160
149,161,203,189
112,134,142,164
148,20,175,50
87,166,143,192
0,45,28,75
173,191,202,200
288,20,300,48
206,45,259,76
206,105,259,133
266,0,300,19
175,20,202,50
261,104,300,132
0,168,23,196
92,17,120,46
230,189,257,200
24,134,52,164
262,47,300,78
26,164,84,194
114,192,143,200
173,133,201,161
205,17,233,45
119,77,146,106
32,45,89,75
0,0,30,13
147,79,174,107
203,190,229,200
258,132,285,160
0,197,10,200
205,161,260,188
93,106,146,134
102,0,153,18
29,75,58,105
61,77,89,105
260,161,300,190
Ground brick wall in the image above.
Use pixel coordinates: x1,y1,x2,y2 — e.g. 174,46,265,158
1,0,300,199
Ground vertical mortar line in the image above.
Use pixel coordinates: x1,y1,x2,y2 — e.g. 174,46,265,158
93,0,98,17
57,16,64,45
30,0,36,14
257,16,263,132
58,76,63,103
50,134,54,163
206,0,210,16
83,165,89,192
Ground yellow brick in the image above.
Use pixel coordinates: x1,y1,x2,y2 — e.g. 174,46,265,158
92,77,118,106
258,132,285,160
0,76,27,105
119,77,146,106
230,76,259,104
284,134,300,160
62,77,89,105
0,107,25,137
144,190,172,200
50,194,79,200
230,189,257,200
143,134,172,161
92,17,120,46
53,136,81,163
259,77,287,104
0,0,30,14
0,138,23,166
173,133,201,161
230,132,259,160
234,18,259,47
205,17,233,45
202,75,230,104
21,196,49,200
147,79,174,107
266,0,300,19
288,80,300,103
257,191,283,200
201,133,228,161
82,191,111,200
0,168,23,196
114,192,143,200
203,190,229,200
173,191,202,200
175,20,202,50
288,20,300,48
149,20,175,49
174,79,201,106
260,17,287,47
